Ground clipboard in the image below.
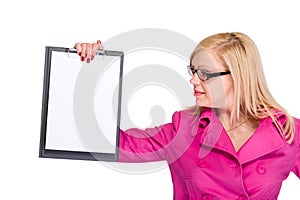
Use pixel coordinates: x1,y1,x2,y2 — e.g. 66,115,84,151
39,46,124,161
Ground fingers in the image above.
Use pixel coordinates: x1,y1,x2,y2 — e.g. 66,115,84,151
74,42,82,55
91,43,98,61
85,43,93,63
81,43,87,61
74,40,103,63
97,40,104,50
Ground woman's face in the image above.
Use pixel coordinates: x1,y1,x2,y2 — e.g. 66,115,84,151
190,50,234,111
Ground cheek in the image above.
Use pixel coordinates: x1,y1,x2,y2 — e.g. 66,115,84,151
205,78,233,106
207,80,226,99
223,78,234,99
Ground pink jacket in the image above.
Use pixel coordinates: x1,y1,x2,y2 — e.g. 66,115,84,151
118,108,300,200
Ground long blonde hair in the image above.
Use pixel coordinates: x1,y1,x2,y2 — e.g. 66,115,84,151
190,32,294,143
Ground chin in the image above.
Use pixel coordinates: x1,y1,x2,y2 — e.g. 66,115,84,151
196,101,211,108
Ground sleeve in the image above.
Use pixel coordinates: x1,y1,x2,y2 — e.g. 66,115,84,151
292,119,300,178
118,111,181,163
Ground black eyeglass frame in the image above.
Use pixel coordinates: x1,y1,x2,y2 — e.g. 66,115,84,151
187,65,231,81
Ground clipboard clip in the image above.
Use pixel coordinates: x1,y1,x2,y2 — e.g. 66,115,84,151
67,48,106,60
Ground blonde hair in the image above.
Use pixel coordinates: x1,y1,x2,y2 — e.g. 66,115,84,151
190,32,294,143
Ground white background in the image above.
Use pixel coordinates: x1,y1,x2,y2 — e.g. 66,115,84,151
0,0,299,199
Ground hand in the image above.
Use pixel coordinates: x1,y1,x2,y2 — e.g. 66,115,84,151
74,40,104,63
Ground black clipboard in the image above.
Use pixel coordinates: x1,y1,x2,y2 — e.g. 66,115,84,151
39,46,124,161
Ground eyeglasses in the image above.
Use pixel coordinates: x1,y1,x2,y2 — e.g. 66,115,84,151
187,65,231,81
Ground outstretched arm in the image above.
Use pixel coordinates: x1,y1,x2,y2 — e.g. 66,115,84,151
118,111,182,163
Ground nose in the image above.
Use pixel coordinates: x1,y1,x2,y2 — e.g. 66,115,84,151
190,72,201,85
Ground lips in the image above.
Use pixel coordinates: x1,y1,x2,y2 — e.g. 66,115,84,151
194,89,205,97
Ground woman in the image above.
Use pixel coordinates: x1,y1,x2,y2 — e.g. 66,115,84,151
75,32,300,199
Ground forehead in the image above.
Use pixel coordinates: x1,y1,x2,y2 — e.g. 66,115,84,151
191,50,224,70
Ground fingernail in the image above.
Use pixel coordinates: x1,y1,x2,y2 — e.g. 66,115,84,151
81,56,85,62
78,52,81,56
87,58,90,63
91,55,94,60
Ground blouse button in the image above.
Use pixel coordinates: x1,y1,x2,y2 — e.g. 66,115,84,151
202,194,213,200
229,163,238,168
256,164,267,175
197,160,206,168
238,195,248,200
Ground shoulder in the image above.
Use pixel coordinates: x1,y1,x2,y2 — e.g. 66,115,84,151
171,107,214,126
293,117,300,126
170,109,199,131
293,117,300,146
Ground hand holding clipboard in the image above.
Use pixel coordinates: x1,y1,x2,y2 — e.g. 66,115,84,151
74,40,104,63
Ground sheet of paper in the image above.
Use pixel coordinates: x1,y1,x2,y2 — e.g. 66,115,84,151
44,50,122,155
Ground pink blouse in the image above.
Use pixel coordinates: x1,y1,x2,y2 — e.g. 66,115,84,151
118,108,300,199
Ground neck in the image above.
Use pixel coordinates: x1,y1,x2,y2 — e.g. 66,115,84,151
215,108,247,129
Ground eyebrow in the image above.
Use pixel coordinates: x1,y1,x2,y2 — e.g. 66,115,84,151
193,64,214,71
